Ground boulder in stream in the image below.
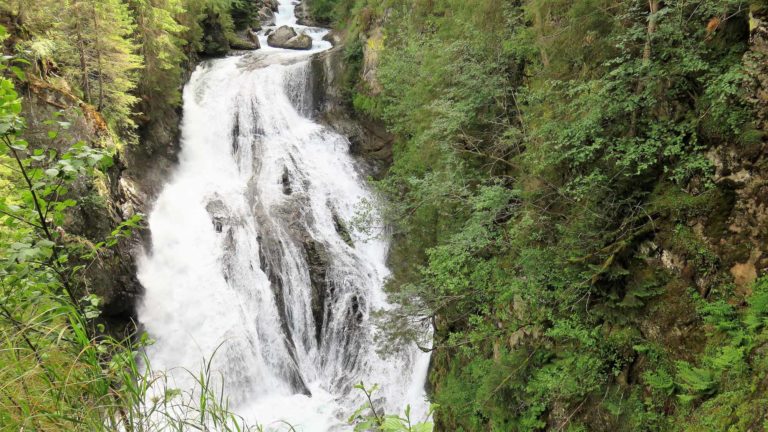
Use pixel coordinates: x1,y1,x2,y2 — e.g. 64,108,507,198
229,34,259,51
247,28,262,49
267,25,313,50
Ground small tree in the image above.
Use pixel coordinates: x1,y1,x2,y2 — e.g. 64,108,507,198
62,0,142,130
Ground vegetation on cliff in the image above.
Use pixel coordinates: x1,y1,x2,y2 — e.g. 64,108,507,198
1,0,253,136
0,2,265,430
321,0,768,430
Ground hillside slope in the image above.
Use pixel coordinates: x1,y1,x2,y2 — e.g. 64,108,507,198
320,0,768,430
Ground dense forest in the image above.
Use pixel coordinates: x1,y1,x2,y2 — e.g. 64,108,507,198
330,0,768,430
1,0,767,430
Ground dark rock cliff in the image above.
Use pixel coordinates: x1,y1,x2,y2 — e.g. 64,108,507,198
310,33,394,178
16,48,200,336
19,78,156,335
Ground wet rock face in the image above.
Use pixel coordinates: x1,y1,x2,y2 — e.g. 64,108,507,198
332,210,353,247
302,237,330,344
281,166,292,195
258,6,276,27
310,43,395,178
267,25,313,50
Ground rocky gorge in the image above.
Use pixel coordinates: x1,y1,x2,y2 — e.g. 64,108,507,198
3,0,768,430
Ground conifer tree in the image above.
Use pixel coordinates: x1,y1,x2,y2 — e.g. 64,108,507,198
83,0,142,130
45,0,142,131
129,0,187,106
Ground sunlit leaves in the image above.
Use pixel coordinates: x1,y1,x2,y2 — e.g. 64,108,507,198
348,382,435,432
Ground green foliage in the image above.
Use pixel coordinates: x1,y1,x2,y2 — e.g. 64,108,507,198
676,361,718,403
644,368,676,396
0,0,764,429
0,53,122,428
662,277,768,429
338,0,762,429
348,382,435,432
309,0,341,24
32,0,144,131
304,0,361,25
4,0,240,134
130,0,188,106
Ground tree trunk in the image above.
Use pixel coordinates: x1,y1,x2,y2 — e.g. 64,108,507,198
630,0,661,136
643,0,660,62
92,1,105,110
76,25,91,104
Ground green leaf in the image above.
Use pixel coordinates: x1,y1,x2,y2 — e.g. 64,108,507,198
412,423,434,432
37,239,55,249
381,416,407,431
10,66,25,81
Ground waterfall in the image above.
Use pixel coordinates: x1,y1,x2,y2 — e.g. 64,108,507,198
136,2,430,430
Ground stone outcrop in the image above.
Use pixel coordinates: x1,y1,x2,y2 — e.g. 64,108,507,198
310,32,395,177
231,0,279,30
294,1,315,26
634,8,768,302
229,33,260,51
246,28,261,49
362,26,385,95
703,7,768,287
259,0,279,27
258,6,275,27
265,0,279,12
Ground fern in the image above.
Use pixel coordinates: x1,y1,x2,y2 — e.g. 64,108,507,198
643,369,675,396
676,361,717,402
745,278,768,332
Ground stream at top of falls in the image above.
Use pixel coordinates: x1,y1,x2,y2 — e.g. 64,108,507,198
136,2,430,430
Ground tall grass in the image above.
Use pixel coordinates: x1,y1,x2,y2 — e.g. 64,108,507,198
0,295,259,431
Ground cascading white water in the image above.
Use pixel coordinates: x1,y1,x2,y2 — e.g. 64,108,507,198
137,1,430,430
